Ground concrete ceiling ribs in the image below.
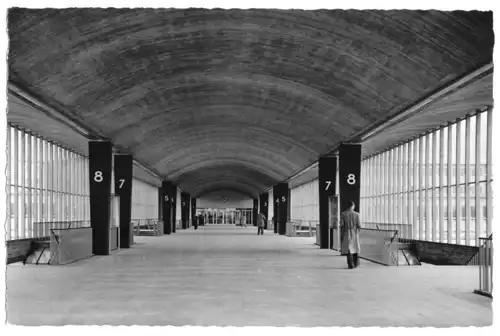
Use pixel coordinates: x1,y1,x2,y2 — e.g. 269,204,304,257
7,8,494,197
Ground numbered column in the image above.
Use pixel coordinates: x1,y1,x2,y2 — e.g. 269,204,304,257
318,156,337,249
162,181,173,234
181,192,189,229
253,199,258,226
273,186,279,233
259,193,269,229
276,183,289,235
191,198,197,229
89,141,112,255
339,143,362,214
114,154,133,248
171,186,177,233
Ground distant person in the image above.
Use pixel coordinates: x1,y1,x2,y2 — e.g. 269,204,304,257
198,214,204,226
194,214,198,230
257,213,266,235
340,200,361,269
240,215,247,228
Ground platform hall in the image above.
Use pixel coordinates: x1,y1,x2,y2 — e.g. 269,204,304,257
4,8,494,327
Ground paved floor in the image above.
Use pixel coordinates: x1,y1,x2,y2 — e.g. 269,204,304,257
6,225,492,326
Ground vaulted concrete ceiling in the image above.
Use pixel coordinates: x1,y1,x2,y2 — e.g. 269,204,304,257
7,8,494,197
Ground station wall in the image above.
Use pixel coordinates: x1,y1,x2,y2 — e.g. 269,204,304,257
197,190,253,209
290,179,319,221
131,178,159,220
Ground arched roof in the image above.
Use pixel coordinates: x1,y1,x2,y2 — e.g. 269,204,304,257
8,8,494,196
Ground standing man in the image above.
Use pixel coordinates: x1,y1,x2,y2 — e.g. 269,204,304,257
257,212,266,235
193,213,198,230
339,200,361,268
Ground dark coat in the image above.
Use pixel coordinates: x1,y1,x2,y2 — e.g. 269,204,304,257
257,214,266,228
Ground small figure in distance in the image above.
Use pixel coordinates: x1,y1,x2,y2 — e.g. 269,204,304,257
340,200,361,269
194,213,199,230
257,212,266,235
240,214,247,228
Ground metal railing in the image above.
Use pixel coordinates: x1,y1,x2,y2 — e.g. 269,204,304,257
474,235,493,298
362,222,413,240
131,218,163,236
329,225,400,266
286,219,318,237
32,220,91,238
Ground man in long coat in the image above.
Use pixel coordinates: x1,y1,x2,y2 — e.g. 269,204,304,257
340,200,361,268
257,213,266,235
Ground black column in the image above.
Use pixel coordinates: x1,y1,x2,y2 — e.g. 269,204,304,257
253,199,258,226
114,154,133,248
89,141,112,255
158,188,162,220
273,186,279,233
187,195,191,228
287,188,291,222
181,192,189,229
318,156,337,249
259,193,269,229
172,186,177,233
191,198,197,228
162,181,173,235
276,183,289,235
339,143,362,212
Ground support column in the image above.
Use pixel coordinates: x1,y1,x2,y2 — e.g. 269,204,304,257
287,188,291,223
273,186,279,233
318,156,337,249
114,154,133,248
276,183,289,235
259,193,269,229
158,188,162,221
181,192,189,229
162,181,173,234
191,198,197,229
339,143,362,213
89,141,112,255
172,186,177,233
253,198,258,226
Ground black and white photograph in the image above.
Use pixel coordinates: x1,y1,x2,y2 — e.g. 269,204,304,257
0,0,496,330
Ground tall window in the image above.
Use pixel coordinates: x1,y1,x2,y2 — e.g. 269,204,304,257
131,178,159,219
7,125,90,240
360,108,493,246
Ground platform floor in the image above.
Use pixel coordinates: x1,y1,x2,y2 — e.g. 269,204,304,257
6,225,492,326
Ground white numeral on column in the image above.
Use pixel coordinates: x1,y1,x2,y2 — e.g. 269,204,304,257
94,171,103,182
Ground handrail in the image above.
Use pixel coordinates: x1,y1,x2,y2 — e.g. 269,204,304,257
131,218,163,236
474,235,493,298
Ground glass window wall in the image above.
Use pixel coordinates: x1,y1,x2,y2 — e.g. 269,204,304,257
360,108,493,246
6,125,90,240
